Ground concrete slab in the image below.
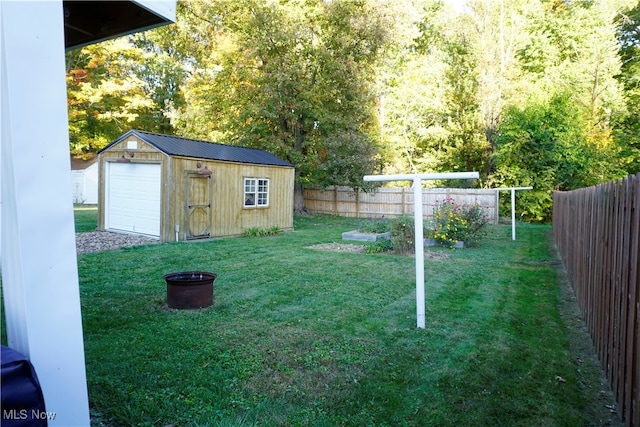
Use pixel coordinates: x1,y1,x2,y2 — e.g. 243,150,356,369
342,230,390,242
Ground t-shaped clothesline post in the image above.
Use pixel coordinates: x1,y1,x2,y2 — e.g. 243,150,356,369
363,172,479,329
493,187,533,240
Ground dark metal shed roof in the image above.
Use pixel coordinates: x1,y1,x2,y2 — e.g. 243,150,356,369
104,130,293,167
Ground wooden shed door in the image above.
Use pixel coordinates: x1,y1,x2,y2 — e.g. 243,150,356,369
186,174,211,239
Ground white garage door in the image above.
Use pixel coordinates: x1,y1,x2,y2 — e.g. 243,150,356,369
106,162,161,237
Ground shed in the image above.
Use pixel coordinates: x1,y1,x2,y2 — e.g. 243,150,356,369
97,130,294,242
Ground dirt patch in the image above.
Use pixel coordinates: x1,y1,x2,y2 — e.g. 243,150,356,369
421,250,451,261
307,243,366,253
306,243,450,261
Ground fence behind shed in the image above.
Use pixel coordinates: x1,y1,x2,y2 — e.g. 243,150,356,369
303,186,498,224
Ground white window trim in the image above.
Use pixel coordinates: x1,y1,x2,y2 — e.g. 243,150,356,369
244,177,270,208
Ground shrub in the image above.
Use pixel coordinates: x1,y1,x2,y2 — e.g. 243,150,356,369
428,198,488,247
243,226,282,238
390,215,419,254
357,217,391,234
364,237,393,254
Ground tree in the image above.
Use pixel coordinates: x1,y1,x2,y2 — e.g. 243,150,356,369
390,0,492,185
66,24,187,157
493,93,627,222
171,0,395,212
130,30,188,135
66,38,155,156
310,129,381,190
516,0,628,146
464,0,527,163
438,36,491,183
614,3,640,173
492,0,633,220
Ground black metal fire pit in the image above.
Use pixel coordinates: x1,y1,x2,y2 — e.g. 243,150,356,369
164,271,216,309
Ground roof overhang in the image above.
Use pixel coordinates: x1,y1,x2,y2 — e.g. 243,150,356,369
64,0,176,51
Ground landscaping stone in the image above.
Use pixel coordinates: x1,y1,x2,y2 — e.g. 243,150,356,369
342,230,390,242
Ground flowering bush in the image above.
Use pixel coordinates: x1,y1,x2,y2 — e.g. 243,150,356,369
388,214,436,254
428,198,488,248
390,215,417,254
364,237,393,254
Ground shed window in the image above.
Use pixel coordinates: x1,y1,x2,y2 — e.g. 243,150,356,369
244,178,269,207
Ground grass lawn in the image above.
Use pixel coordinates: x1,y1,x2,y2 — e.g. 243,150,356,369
1,209,620,426
74,204,99,232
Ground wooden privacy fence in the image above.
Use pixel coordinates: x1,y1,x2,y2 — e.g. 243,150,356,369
553,173,640,426
304,186,499,224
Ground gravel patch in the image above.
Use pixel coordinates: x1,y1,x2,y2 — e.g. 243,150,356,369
76,231,159,254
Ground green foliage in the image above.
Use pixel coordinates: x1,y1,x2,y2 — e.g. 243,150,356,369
130,31,188,134
364,237,393,254
438,37,491,182
383,3,492,184
614,3,640,174
242,226,282,238
389,214,418,254
493,93,626,222
428,197,489,247
357,217,391,234
312,129,382,191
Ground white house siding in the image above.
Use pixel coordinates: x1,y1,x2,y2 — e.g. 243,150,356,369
71,163,98,204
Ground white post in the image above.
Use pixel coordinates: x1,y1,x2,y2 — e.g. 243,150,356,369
1,2,90,424
493,187,533,241
413,177,425,328
364,172,479,328
511,188,516,240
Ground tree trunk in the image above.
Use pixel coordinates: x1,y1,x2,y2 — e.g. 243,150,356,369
294,181,307,215
292,117,308,215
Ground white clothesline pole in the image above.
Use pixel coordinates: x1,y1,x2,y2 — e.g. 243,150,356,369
511,189,516,240
413,176,425,329
493,187,533,240
364,171,479,329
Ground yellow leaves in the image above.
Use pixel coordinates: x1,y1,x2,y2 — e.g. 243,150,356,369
86,57,104,69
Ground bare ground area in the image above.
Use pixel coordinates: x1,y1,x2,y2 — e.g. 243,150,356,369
306,242,367,253
306,243,451,261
